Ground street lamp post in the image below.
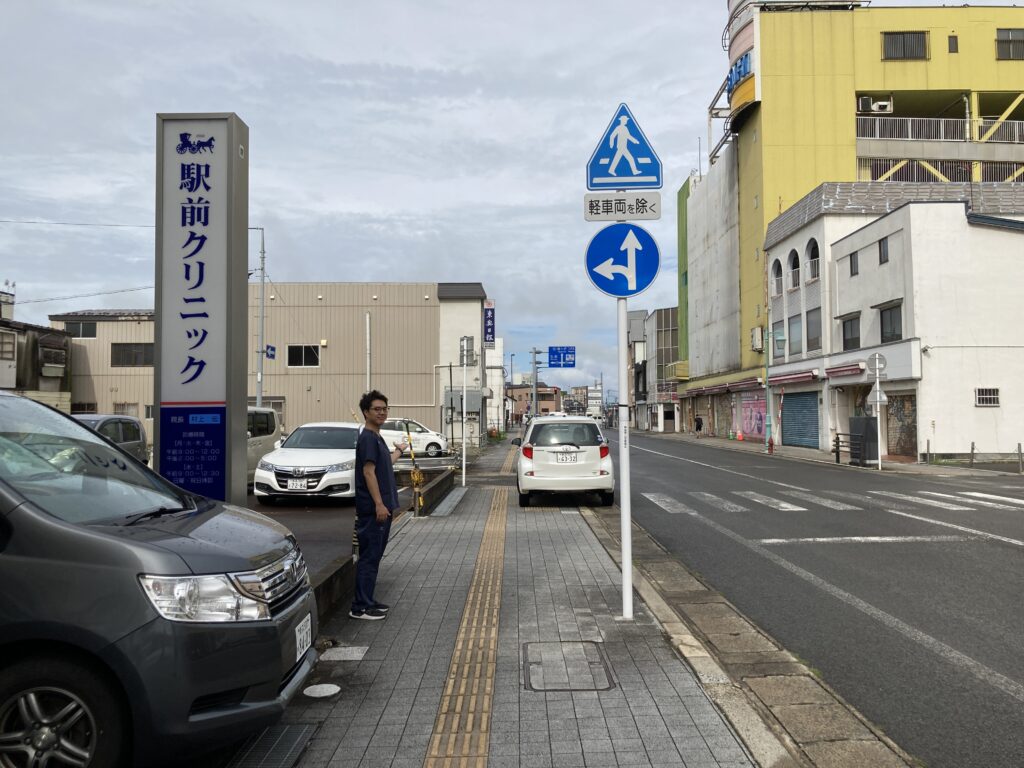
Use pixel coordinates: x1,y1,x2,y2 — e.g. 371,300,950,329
249,227,266,407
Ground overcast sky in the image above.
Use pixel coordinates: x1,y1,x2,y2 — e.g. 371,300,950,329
0,0,995,394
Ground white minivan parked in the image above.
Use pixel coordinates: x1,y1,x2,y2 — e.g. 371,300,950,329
247,406,282,484
379,418,448,457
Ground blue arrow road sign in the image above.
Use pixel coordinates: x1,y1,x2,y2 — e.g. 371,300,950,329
265,344,276,360
585,223,660,298
548,346,576,368
587,104,662,191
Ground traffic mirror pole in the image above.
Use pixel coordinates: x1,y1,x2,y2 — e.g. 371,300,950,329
618,297,633,620
875,364,882,471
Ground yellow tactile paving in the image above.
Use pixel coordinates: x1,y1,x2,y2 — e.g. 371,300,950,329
500,445,518,475
424,489,507,768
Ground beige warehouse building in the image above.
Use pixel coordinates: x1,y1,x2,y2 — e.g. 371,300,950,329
50,281,495,447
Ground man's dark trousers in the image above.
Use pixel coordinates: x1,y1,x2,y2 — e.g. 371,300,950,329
353,513,392,611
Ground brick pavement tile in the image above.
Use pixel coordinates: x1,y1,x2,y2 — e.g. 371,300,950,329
520,755,554,768
487,757,520,768
583,754,619,767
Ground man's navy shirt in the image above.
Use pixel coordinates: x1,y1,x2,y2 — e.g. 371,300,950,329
355,427,399,515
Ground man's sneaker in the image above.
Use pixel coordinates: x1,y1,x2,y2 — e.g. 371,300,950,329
372,603,390,613
348,607,387,621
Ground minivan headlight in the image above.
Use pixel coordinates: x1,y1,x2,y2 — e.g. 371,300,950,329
139,574,271,622
326,460,355,472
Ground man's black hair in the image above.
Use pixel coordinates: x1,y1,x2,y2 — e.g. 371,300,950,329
360,389,389,415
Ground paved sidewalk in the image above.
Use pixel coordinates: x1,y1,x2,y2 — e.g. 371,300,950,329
284,441,755,768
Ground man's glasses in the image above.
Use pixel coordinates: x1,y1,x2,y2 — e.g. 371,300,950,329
370,406,389,413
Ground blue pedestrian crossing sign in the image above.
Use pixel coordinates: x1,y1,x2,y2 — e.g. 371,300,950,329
585,223,660,298
587,104,662,191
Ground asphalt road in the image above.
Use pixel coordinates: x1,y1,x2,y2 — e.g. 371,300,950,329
606,431,1024,768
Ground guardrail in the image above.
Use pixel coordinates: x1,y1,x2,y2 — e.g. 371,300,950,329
833,432,864,465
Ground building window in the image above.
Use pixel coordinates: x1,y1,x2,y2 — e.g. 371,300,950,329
772,260,783,296
772,320,785,360
287,344,320,367
111,343,154,367
850,251,859,276
788,314,802,355
842,317,861,351
879,237,889,264
806,239,820,281
975,388,1000,407
996,29,1024,60
883,31,928,60
880,305,902,343
114,402,138,417
65,321,97,338
806,308,822,351
948,35,958,54
71,403,97,414
0,332,14,361
788,249,800,289
144,405,154,419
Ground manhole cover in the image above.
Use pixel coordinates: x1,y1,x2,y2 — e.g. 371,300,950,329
225,723,317,768
523,641,615,692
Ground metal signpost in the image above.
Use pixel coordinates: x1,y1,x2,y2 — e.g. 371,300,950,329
548,346,576,368
867,353,888,470
584,104,662,620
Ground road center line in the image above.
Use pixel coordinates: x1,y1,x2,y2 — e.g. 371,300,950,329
643,493,1024,704
757,535,973,545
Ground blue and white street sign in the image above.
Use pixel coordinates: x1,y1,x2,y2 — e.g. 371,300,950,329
265,344,276,360
548,346,576,368
587,104,662,191
585,223,660,298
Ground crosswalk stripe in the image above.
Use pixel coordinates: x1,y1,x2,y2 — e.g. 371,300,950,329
689,492,749,513
642,493,697,515
921,491,1017,510
779,490,861,510
960,491,1024,507
884,508,1024,548
869,491,973,510
734,490,807,511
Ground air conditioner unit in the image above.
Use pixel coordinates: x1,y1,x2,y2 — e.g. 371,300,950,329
857,96,894,114
857,95,873,113
751,326,764,352
870,99,893,113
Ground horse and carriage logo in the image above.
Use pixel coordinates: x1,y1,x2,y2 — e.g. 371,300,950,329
176,132,215,154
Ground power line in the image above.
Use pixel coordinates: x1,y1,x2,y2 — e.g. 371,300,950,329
0,219,154,229
13,285,154,305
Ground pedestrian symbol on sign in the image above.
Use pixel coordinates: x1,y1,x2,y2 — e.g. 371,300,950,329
587,104,662,190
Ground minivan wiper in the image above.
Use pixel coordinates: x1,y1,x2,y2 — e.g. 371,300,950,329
123,504,195,526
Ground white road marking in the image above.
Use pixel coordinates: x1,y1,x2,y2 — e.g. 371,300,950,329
883,509,1024,548
869,490,973,510
921,491,1017,510
757,535,973,545
960,491,1024,507
690,492,749,513
734,490,807,511
652,493,1024,704
642,493,697,515
780,489,861,510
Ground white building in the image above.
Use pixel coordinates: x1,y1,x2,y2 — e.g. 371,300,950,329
765,183,1024,458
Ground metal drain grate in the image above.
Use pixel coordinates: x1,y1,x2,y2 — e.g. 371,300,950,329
225,723,317,768
523,641,615,692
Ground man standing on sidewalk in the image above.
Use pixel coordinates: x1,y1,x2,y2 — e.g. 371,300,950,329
350,389,408,621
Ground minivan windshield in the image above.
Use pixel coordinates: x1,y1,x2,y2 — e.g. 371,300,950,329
0,395,187,524
282,426,358,450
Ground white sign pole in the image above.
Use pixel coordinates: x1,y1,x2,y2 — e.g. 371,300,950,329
875,364,882,471
618,297,633,619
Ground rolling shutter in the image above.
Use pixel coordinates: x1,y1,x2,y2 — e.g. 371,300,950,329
781,392,819,448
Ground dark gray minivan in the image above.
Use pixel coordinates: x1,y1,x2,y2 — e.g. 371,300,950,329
73,414,149,464
0,392,318,766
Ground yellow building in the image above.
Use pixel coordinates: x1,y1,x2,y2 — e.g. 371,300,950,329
678,0,1024,438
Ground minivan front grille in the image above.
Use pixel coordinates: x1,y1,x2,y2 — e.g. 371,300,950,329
234,549,309,613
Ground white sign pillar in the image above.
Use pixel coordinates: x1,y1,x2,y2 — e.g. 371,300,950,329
617,298,633,619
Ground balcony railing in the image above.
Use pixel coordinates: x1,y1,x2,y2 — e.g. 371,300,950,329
857,116,1024,145
808,258,820,281
772,275,783,296
789,268,800,289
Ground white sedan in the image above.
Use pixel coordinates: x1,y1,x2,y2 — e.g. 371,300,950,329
253,422,360,503
512,415,614,508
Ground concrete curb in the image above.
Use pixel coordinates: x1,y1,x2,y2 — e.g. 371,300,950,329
579,507,921,768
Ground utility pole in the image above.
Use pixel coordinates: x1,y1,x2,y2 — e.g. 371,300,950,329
249,227,266,407
460,336,476,487
510,352,515,426
530,347,542,420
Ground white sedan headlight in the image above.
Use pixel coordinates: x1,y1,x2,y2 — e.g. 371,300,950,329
139,574,271,622
326,460,355,472
257,459,276,472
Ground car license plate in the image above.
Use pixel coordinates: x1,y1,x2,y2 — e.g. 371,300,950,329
555,453,578,463
295,613,312,663
287,479,307,490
